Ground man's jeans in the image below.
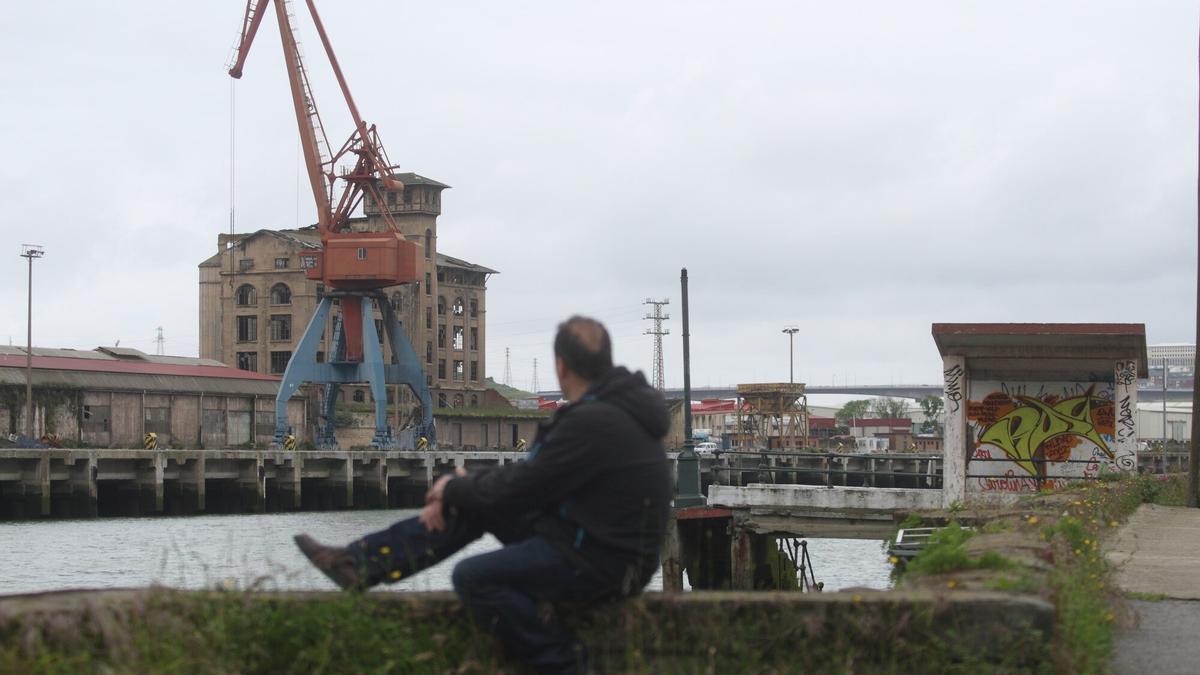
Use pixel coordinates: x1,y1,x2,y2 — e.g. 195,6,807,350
352,512,614,674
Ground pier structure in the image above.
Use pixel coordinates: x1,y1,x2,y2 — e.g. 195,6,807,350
0,448,521,519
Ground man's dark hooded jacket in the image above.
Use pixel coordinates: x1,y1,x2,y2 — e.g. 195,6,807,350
443,366,671,590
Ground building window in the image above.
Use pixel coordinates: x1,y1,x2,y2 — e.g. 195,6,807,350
375,319,385,342
270,315,292,341
427,375,433,386
353,389,365,402
452,326,464,350
425,273,431,294
269,351,291,374
239,258,254,271
82,405,111,433
237,316,257,342
270,283,291,305
470,360,478,381
390,291,402,311
469,327,478,351
438,359,446,379
424,229,432,259
425,307,432,329
316,283,325,300
426,341,433,363
470,395,479,408
236,284,257,306
403,188,412,204
470,299,478,318
437,325,446,349
453,297,464,316
453,393,464,408
451,273,462,284
316,351,325,363
438,296,446,316
356,247,367,260
453,360,464,381
387,191,396,206
438,392,448,407
236,351,258,372
437,271,445,283
274,257,289,269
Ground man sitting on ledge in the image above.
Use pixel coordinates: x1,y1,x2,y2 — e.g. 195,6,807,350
295,315,671,674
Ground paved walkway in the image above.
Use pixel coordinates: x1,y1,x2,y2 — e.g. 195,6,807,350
1107,504,1200,674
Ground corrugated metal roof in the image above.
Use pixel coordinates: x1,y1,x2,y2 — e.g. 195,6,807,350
437,253,498,275
0,368,283,396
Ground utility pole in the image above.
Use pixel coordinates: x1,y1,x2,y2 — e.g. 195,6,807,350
531,358,539,394
1192,23,1200,507
503,347,512,387
675,268,704,507
643,298,670,390
1163,356,1168,443
155,327,166,356
782,325,799,384
20,245,44,439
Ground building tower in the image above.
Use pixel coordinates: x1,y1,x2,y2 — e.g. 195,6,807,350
643,298,670,390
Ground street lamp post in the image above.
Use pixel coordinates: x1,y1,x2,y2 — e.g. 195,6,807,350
782,326,799,384
20,245,44,439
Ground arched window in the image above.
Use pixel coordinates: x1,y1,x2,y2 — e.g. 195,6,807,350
236,284,257,306
270,283,291,305
424,229,432,258
452,297,464,316
453,394,465,408
437,296,446,316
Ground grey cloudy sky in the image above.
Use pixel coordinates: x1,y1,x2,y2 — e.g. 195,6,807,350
1,1,1196,391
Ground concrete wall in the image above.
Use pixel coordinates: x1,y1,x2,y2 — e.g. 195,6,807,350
18,391,304,449
337,412,541,449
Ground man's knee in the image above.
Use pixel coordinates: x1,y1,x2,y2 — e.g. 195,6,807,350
451,556,486,596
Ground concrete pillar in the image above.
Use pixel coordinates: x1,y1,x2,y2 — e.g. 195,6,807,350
248,457,266,513
71,455,98,518
342,458,354,508
424,455,435,489
730,527,754,591
37,455,50,516
941,355,968,508
661,511,685,593
288,455,303,510
153,453,164,513
192,455,206,512
1114,359,1139,472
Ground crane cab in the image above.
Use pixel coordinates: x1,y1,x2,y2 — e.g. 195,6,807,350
300,231,421,289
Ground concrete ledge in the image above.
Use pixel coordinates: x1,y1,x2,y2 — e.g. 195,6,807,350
710,483,944,511
0,587,1053,669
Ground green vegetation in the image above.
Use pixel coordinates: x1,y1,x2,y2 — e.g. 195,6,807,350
0,590,1050,674
904,523,1015,576
484,377,535,402
433,406,549,420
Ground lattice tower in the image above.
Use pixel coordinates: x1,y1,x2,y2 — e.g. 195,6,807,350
503,347,512,387
643,298,670,390
531,358,540,393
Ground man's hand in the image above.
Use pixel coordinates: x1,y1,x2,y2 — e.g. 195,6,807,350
419,499,446,532
425,467,467,503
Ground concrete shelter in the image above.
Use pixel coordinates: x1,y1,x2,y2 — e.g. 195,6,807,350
933,323,1148,506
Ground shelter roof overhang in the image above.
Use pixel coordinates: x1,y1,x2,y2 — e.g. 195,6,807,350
931,323,1148,381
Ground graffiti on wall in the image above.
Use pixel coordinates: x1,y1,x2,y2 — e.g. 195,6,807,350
967,382,1118,492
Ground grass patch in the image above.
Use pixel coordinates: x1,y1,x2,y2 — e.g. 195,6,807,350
903,523,1016,577
1123,591,1168,602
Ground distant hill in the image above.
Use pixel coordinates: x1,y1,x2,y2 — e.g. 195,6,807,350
485,377,536,402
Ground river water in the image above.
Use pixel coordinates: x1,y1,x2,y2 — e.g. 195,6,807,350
0,510,891,595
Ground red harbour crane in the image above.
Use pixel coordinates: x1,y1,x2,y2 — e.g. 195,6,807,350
229,0,434,449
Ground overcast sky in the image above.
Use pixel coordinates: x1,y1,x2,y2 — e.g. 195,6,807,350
1,1,1196,391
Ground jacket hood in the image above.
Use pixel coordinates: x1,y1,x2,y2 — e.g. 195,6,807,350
585,366,670,439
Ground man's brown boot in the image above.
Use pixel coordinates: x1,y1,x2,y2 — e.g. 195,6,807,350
294,534,365,591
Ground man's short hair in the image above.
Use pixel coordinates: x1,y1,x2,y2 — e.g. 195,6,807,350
554,316,613,381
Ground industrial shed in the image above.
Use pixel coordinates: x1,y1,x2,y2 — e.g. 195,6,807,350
0,346,304,448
